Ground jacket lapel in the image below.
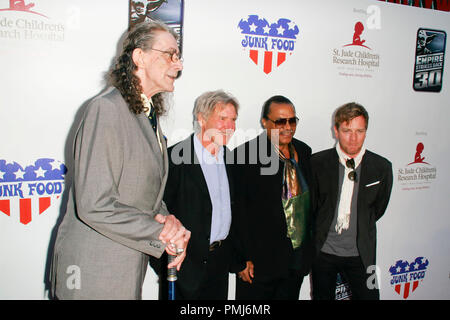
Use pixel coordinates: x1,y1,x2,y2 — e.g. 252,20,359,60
158,124,168,179
357,152,373,213
329,149,340,214
188,134,210,198
137,113,164,179
224,147,235,204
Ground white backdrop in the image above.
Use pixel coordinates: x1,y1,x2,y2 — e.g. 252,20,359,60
0,0,449,300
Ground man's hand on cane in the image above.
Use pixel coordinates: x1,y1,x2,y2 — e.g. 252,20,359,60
155,213,191,270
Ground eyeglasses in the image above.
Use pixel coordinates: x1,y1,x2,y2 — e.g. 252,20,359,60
267,116,299,128
346,158,357,182
149,48,183,63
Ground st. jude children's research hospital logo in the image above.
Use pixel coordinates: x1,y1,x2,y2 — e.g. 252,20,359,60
0,0,47,17
0,0,66,41
389,257,429,299
0,158,66,225
332,19,380,78
397,142,437,191
238,15,299,74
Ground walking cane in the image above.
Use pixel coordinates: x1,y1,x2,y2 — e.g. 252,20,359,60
167,254,177,300
167,246,184,300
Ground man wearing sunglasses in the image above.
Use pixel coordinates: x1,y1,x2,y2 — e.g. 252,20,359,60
310,102,393,300
233,95,313,299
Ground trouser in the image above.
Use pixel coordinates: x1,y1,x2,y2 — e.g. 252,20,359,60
156,240,230,300
311,251,379,300
235,269,305,300
177,240,230,300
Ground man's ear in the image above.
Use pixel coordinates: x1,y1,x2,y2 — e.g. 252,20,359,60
261,118,268,129
333,125,339,139
197,113,206,127
132,48,145,69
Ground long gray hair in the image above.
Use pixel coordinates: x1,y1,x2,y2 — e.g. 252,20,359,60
109,20,178,116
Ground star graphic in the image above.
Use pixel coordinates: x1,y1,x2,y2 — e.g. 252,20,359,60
35,166,46,178
263,25,270,34
50,160,62,171
0,171,5,180
277,25,285,35
288,21,296,30
14,168,25,180
249,23,257,32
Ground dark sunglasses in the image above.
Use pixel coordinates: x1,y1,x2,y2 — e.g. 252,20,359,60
267,116,299,128
346,158,357,182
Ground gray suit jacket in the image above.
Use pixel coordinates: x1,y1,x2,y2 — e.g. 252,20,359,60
51,87,170,299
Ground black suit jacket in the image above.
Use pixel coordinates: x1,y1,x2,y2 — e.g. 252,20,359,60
233,132,314,281
310,148,393,269
160,134,239,298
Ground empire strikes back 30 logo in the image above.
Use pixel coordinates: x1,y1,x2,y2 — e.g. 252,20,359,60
0,158,66,225
413,28,446,92
389,257,429,299
238,15,299,74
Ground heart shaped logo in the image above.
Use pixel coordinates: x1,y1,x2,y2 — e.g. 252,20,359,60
0,158,66,225
238,15,299,74
389,257,429,299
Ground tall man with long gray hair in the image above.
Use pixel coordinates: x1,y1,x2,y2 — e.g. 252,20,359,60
50,21,190,299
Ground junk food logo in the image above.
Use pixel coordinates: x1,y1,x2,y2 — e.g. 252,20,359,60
238,15,299,75
0,159,66,225
389,257,429,299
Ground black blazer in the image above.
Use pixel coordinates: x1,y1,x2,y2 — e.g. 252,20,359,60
161,134,239,297
233,132,314,281
310,148,393,269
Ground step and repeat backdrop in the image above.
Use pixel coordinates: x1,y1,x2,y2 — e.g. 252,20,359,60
0,0,449,300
